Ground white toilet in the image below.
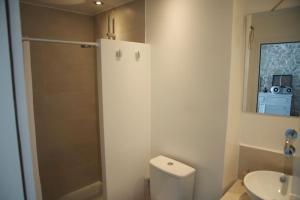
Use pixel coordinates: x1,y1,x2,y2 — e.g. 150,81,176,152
150,155,196,200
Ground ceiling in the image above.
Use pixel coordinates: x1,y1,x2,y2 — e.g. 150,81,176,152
20,0,135,15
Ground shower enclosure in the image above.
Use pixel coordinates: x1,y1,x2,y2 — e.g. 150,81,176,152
22,38,150,200
23,38,102,200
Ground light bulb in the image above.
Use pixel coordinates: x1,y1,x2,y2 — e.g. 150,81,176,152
94,0,103,6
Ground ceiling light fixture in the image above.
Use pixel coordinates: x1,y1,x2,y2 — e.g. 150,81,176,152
94,0,103,6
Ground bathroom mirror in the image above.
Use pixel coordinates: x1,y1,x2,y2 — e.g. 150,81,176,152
243,6,300,117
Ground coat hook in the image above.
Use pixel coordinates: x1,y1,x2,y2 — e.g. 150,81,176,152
116,49,122,58
135,50,141,60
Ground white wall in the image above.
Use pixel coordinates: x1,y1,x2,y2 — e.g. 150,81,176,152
99,39,151,200
240,114,298,151
146,0,233,199
232,0,300,152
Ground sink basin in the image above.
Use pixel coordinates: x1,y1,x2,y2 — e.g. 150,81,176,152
244,171,300,200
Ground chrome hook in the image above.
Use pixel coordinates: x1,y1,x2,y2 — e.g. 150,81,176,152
116,49,122,59
135,50,141,61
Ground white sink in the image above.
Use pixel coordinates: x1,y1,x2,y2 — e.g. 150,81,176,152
244,171,300,200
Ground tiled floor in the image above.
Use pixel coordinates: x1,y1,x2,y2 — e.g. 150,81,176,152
221,180,251,200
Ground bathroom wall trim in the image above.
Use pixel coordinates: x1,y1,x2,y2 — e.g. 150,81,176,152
240,143,282,154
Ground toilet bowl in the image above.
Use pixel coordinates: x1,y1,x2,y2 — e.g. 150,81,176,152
149,155,195,200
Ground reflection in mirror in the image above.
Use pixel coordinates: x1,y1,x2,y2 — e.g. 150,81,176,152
243,6,300,117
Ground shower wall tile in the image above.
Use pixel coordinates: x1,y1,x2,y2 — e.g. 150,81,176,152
20,3,94,41
20,4,101,200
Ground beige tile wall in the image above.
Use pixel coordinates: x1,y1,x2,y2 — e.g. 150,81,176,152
238,145,293,179
94,0,145,42
21,4,95,41
20,4,101,200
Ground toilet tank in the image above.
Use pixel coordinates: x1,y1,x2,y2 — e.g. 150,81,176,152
150,155,195,200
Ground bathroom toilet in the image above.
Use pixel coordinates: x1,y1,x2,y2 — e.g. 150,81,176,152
150,155,196,200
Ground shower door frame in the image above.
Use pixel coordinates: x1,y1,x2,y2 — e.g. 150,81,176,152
22,41,43,200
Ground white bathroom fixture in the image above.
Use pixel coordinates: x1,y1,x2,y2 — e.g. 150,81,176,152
244,171,300,200
150,155,195,200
